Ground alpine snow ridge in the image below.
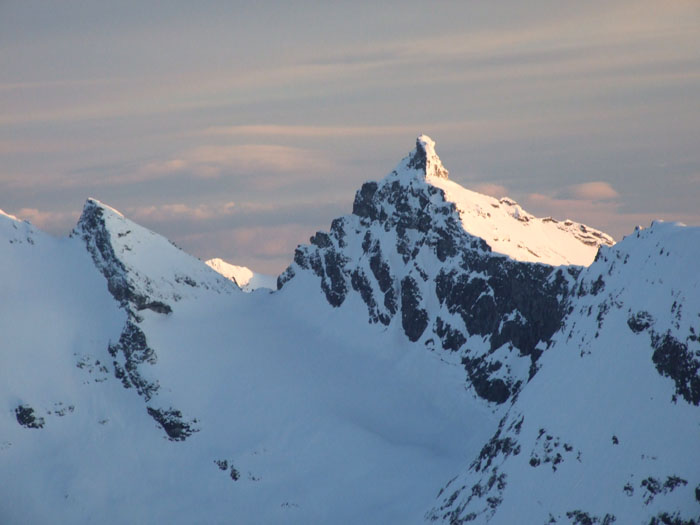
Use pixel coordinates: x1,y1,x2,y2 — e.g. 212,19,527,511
73,198,236,438
1,136,698,524
279,135,612,404
430,220,700,524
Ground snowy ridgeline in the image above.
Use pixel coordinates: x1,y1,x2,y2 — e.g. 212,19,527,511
205,257,276,292
0,137,698,524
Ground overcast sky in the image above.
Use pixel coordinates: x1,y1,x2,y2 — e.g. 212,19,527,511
2,1,699,273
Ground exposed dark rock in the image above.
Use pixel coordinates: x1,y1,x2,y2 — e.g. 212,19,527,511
640,475,688,505
628,311,654,333
174,275,197,287
108,320,159,401
230,466,240,481
649,512,698,525
351,269,388,325
369,250,392,293
136,301,172,315
147,407,199,441
74,200,146,307
565,510,616,524
310,231,332,248
330,218,347,248
590,275,606,296
434,317,466,352
321,251,348,307
462,355,511,404
15,405,44,429
352,181,379,219
651,333,700,405
401,276,428,342
277,266,294,290
528,428,578,473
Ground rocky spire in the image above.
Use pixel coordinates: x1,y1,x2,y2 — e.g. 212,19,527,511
406,134,449,179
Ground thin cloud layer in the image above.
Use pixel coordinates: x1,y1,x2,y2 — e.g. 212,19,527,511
1,0,698,272
112,144,333,186
562,182,619,201
128,202,236,222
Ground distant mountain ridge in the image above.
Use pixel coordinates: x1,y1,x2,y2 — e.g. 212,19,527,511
1,136,697,524
205,257,276,292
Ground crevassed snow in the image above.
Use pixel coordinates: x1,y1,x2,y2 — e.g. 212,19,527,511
206,257,277,292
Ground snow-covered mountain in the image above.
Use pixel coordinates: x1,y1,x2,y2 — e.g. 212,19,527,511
205,257,276,292
1,137,697,524
279,135,612,405
430,220,700,524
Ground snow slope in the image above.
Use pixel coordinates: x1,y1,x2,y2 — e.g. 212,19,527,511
404,135,613,266
1,199,496,524
1,137,698,524
431,221,700,524
206,257,276,292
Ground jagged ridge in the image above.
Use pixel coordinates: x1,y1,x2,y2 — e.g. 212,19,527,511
72,198,232,439
431,220,700,524
279,136,596,404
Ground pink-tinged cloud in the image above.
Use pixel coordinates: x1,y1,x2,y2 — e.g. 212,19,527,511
177,223,314,274
140,159,188,176
565,181,619,200
125,144,332,185
187,144,331,177
15,208,75,230
199,124,428,138
127,202,236,222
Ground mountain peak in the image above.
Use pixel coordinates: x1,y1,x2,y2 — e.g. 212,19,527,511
404,134,449,179
83,197,124,219
205,257,276,292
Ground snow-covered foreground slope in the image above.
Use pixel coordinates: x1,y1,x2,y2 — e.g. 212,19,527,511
431,221,700,524
1,136,698,524
0,201,495,524
206,257,276,291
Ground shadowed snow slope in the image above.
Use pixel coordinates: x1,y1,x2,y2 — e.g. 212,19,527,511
0,197,494,524
1,137,698,524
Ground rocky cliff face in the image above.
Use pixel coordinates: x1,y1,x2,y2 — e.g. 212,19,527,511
72,198,234,439
430,220,700,524
279,136,604,404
